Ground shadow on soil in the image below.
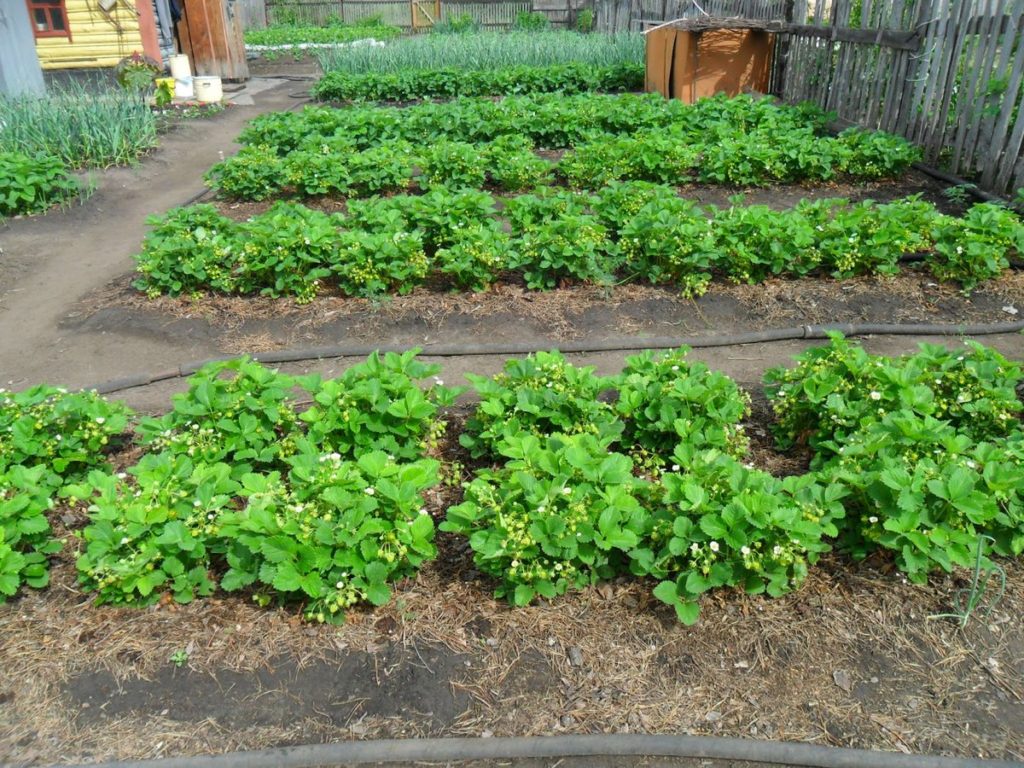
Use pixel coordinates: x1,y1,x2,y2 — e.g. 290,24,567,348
67,643,480,729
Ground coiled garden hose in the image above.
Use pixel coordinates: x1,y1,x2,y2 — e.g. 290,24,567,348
85,319,1024,394
68,734,1024,768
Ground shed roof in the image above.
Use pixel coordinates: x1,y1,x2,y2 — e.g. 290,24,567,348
643,16,788,33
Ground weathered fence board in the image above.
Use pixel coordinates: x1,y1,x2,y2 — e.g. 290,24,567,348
775,0,1024,197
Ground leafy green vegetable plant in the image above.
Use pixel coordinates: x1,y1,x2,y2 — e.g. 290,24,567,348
764,335,1023,467
642,450,842,624
0,386,131,483
221,453,438,623
0,151,80,216
71,454,240,605
137,358,302,476
299,350,461,461
0,465,60,601
928,202,1024,290
442,433,648,605
204,146,284,201
615,347,750,459
462,350,621,458
820,413,1024,581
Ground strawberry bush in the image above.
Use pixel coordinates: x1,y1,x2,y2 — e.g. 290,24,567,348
135,183,1024,300
442,433,648,605
3,339,1023,622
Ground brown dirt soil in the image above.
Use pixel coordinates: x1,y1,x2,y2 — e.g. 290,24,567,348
67,271,1024,355
1,405,1023,766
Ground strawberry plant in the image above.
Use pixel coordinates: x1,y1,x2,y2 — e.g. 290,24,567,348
615,347,750,458
928,202,1024,290
137,358,303,476
435,223,514,291
71,454,240,605
0,385,131,483
133,204,240,297
514,213,617,289
299,350,461,461
418,140,489,189
240,202,337,301
821,413,1024,581
442,433,648,605
505,189,590,235
0,465,60,601
483,135,552,191
558,130,699,188
329,229,428,297
0,151,80,216
345,142,415,196
205,145,284,201
835,128,922,179
590,180,671,233
221,452,439,623
641,449,842,624
284,149,355,196
462,350,621,458
618,197,715,291
404,187,498,250
765,335,1023,467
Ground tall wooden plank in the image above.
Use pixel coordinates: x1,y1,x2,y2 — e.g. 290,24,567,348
924,0,975,160
975,1,1022,165
980,7,1024,187
951,0,1005,173
866,0,902,125
906,0,947,145
993,64,1024,189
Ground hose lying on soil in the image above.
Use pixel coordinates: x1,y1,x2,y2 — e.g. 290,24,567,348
70,734,1024,768
84,319,1024,395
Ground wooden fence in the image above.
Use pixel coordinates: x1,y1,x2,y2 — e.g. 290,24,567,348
253,0,559,28
777,0,1024,196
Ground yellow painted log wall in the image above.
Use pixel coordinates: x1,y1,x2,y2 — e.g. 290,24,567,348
36,0,144,69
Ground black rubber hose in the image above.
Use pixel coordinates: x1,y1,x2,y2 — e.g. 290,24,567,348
911,161,1015,207
84,319,1024,395
69,734,1024,768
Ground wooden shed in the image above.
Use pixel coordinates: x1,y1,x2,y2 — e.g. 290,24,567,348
645,18,782,103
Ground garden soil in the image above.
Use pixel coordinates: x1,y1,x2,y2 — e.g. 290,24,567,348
1,84,1024,766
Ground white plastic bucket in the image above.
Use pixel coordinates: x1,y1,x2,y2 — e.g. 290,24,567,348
174,76,194,100
194,76,223,103
168,54,191,80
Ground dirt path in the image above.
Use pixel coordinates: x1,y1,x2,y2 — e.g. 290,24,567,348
0,79,304,392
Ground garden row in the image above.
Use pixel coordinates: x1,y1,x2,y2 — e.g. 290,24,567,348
312,62,645,102
312,31,643,76
134,186,1023,302
235,93,913,178
2,338,1022,624
244,17,401,48
208,126,915,201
